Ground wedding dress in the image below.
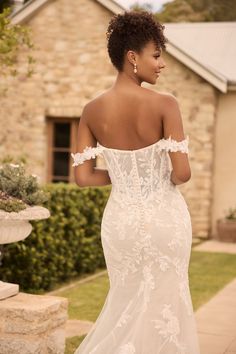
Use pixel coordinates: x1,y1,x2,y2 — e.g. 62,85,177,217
71,136,200,354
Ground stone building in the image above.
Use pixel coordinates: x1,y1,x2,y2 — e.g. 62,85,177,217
1,0,236,239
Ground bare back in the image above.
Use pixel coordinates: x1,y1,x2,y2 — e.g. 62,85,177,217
75,86,191,186
86,87,164,150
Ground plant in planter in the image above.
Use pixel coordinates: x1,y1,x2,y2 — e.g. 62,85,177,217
0,159,50,299
216,206,236,243
0,161,48,212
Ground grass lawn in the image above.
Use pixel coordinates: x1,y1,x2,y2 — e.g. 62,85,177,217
63,272,110,322
54,250,236,354
189,250,236,309
65,335,86,354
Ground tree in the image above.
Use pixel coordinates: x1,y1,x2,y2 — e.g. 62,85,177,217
0,1,12,14
0,7,35,93
129,0,236,22
157,0,236,22
0,0,32,14
130,2,154,12
157,0,194,22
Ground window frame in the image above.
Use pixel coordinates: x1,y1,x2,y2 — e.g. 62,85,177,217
46,116,79,183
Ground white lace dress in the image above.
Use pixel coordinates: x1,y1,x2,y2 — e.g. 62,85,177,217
71,136,200,354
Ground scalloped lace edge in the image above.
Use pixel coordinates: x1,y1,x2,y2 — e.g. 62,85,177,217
71,136,189,166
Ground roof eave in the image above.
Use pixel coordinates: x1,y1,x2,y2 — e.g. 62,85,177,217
10,0,50,24
166,41,229,93
10,0,126,25
96,0,127,13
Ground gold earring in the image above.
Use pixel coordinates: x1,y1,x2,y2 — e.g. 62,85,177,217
134,63,137,74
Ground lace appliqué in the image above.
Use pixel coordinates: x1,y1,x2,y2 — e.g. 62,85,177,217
158,136,189,154
71,136,188,167
152,304,187,354
156,252,193,316
116,300,133,328
159,136,189,154
71,145,104,166
137,264,155,312
117,342,136,354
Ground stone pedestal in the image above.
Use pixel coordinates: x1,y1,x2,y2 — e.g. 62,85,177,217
216,219,236,243
0,206,50,301
0,292,68,354
0,281,19,301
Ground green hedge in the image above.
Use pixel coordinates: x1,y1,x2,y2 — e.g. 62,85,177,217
0,183,111,292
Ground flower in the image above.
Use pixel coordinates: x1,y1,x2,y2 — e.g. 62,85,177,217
9,163,20,168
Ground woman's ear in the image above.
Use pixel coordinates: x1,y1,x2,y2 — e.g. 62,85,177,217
126,50,136,65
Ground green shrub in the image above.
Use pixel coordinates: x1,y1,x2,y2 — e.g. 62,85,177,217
0,162,49,212
0,183,111,292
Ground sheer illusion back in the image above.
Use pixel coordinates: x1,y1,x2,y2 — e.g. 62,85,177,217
71,136,200,354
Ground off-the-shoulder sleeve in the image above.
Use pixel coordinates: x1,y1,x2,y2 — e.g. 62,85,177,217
158,135,189,153
71,145,104,166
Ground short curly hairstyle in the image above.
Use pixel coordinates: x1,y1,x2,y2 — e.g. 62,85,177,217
106,10,168,72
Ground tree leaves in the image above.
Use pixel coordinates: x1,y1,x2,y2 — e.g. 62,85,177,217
0,7,36,93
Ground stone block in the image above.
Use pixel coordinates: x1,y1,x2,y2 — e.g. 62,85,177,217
0,292,68,354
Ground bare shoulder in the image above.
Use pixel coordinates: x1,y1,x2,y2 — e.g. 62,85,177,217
156,91,181,119
140,87,162,100
158,92,185,139
80,90,108,121
83,92,106,109
156,91,178,105
140,89,180,122
141,88,177,105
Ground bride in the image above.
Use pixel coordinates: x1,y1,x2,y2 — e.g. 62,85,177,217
72,9,200,354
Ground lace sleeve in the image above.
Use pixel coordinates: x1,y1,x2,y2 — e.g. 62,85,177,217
71,145,104,166
159,135,189,154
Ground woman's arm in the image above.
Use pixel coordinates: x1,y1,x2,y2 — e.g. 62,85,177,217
77,167,111,187
73,104,111,187
162,93,191,185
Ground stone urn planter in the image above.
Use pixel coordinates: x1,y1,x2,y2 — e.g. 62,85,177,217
216,207,236,243
0,205,50,300
216,219,236,243
0,161,50,300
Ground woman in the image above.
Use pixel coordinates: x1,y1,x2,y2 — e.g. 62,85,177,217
71,10,200,354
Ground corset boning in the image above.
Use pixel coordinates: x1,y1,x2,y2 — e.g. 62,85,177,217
103,150,177,208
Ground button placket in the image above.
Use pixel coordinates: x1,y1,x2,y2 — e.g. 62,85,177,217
131,152,146,237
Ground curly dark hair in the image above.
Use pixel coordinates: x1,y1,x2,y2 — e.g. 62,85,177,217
106,10,168,72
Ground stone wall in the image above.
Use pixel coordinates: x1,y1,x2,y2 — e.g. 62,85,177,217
212,91,236,236
0,0,218,237
0,0,115,181
0,292,68,354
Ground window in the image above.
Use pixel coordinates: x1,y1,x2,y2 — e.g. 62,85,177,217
47,117,79,183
